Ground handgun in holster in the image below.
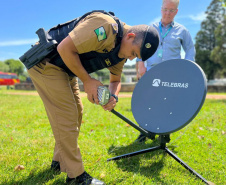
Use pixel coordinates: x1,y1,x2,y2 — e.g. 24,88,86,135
19,28,58,69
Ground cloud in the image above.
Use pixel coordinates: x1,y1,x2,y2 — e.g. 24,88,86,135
176,12,207,22
0,39,37,47
149,12,206,25
188,12,207,21
0,50,20,60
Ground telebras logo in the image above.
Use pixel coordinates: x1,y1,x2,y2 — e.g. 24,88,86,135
152,79,189,88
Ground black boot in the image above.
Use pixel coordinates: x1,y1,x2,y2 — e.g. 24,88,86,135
66,171,105,185
50,160,61,174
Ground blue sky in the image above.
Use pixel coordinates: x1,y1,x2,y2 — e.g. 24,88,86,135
0,0,212,65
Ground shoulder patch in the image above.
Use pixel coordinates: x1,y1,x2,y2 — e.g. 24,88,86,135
111,23,118,34
94,26,107,41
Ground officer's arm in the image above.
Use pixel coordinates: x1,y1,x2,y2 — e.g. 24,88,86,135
109,73,121,96
137,61,146,77
57,36,89,81
57,36,102,104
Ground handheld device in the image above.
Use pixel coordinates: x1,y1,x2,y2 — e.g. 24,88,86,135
97,86,111,105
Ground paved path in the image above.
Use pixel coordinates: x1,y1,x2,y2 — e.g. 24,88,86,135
3,92,226,99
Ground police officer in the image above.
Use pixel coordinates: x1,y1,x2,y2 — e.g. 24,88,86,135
25,11,159,185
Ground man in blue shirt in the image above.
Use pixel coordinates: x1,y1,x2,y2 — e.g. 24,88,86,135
135,0,195,142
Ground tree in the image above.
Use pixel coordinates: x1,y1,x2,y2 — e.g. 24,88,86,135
0,61,10,72
210,14,226,77
4,59,25,75
121,73,126,83
195,0,225,80
91,68,110,84
91,68,127,83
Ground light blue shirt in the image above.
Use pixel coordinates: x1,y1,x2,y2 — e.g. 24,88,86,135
137,21,195,71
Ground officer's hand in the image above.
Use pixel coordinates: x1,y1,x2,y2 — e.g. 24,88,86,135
83,78,103,104
102,96,117,111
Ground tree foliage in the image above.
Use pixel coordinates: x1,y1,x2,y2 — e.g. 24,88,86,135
4,59,25,76
210,14,226,76
0,61,10,72
195,0,225,80
92,68,110,84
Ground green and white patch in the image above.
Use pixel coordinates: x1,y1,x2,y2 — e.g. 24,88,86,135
94,26,107,41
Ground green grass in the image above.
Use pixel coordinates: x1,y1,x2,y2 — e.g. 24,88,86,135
0,90,225,185
207,92,226,95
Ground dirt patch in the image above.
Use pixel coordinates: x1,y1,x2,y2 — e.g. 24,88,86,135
3,92,226,99
205,94,226,100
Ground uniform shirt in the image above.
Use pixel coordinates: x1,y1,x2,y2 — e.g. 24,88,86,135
69,12,131,76
137,21,195,71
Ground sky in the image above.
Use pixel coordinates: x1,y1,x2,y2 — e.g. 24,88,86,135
0,0,212,65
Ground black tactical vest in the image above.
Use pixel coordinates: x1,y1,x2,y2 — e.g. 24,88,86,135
47,10,125,76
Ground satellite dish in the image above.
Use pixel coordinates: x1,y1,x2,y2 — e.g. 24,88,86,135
109,59,209,183
131,59,207,134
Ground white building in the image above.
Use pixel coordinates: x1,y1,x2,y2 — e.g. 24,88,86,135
122,68,137,83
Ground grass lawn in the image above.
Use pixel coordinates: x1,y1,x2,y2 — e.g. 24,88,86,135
0,89,225,185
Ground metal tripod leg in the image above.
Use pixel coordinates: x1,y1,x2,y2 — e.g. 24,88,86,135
111,109,151,137
107,146,161,161
165,147,209,184
109,109,209,184
107,135,169,161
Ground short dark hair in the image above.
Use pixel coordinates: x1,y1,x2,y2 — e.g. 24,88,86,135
128,25,147,47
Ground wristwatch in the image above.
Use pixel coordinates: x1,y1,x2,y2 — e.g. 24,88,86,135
111,94,118,102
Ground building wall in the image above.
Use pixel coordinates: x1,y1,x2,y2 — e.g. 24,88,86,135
123,69,137,83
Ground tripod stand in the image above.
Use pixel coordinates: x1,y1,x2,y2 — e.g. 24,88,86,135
108,109,209,185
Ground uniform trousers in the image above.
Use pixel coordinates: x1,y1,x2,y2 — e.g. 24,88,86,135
28,60,84,178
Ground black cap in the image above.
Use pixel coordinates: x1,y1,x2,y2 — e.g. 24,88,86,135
140,26,159,61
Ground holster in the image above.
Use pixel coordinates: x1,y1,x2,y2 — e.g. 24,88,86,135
19,28,58,69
